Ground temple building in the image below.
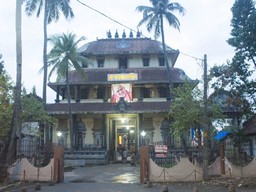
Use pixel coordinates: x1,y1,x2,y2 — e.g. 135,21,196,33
45,30,196,161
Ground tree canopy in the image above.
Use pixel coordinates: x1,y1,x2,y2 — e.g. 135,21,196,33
25,0,75,103
210,0,256,117
136,0,185,100
46,32,91,149
228,0,256,67
0,65,13,138
169,82,223,154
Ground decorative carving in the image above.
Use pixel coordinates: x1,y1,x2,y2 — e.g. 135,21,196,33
85,118,93,129
115,97,130,112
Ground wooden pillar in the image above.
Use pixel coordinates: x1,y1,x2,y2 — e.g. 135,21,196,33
55,86,60,103
76,85,81,103
220,141,225,175
53,146,64,183
102,114,107,148
140,146,149,183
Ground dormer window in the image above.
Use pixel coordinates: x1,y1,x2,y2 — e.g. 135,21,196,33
158,56,165,66
97,58,104,68
142,56,150,67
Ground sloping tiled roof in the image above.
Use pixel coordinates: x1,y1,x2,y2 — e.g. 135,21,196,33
48,67,194,89
78,38,178,56
45,100,172,114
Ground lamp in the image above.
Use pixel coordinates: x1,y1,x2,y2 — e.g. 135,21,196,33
141,130,146,146
141,130,146,137
57,131,62,146
57,131,62,137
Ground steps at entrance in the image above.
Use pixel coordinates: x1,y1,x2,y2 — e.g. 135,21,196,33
64,150,108,167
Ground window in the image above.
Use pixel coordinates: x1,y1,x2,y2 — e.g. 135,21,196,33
97,58,104,68
97,87,105,99
142,87,150,98
81,88,89,99
158,87,168,98
158,57,165,66
142,57,150,67
119,57,128,70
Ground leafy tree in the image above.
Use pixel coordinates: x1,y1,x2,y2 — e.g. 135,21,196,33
136,0,185,99
169,82,223,156
46,32,91,150
0,62,13,181
21,88,55,124
0,61,13,144
25,0,74,103
228,0,256,67
210,0,256,116
0,54,4,74
0,71,13,139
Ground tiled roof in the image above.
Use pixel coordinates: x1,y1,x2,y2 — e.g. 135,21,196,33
78,38,178,56
45,100,172,114
49,67,195,88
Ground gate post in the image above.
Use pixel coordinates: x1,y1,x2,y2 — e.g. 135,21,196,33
219,142,225,175
140,146,149,183
53,146,64,183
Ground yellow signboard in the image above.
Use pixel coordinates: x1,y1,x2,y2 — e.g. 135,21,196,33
107,73,138,81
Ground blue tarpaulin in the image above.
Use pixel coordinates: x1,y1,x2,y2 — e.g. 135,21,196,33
214,130,230,141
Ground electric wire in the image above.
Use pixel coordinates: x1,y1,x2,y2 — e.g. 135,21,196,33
76,0,147,38
76,0,203,63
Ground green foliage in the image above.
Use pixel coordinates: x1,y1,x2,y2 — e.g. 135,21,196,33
0,70,13,138
227,0,256,67
46,32,91,81
169,82,203,136
0,54,4,74
24,0,74,24
209,1,256,115
46,32,91,150
169,82,223,138
21,92,55,124
136,0,185,39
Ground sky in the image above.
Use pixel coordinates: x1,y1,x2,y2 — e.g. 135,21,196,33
0,0,236,103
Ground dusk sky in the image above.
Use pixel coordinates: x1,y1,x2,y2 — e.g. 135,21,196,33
0,0,236,103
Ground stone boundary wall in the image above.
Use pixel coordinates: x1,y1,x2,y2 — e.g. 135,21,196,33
149,158,203,182
208,157,256,177
149,156,256,182
8,158,54,182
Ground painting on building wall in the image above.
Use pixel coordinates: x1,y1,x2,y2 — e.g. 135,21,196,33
111,83,132,103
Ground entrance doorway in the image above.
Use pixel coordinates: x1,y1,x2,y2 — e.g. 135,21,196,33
116,126,136,161
108,115,138,161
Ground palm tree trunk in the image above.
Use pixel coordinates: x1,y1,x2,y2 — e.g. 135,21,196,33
181,135,189,157
6,0,22,166
66,70,73,151
160,15,173,100
42,0,48,104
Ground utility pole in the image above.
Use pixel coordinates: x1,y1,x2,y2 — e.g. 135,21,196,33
202,54,208,180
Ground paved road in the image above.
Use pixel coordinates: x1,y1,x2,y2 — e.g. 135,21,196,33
5,163,256,192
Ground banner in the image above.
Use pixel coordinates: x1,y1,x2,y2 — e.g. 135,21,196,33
111,84,132,103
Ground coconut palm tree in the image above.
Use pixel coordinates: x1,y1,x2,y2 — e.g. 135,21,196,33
136,0,185,99
24,0,74,103
46,32,91,150
6,0,23,166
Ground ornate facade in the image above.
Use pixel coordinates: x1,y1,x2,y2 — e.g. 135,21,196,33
45,31,196,161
